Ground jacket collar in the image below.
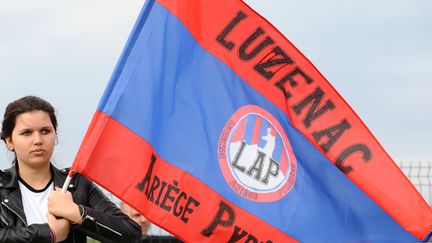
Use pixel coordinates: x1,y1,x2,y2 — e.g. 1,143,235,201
0,162,73,189
0,163,20,189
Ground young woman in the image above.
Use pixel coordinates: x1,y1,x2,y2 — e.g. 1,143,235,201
0,96,141,242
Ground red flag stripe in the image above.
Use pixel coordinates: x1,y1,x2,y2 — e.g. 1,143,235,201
73,111,297,242
231,117,247,143
251,116,262,145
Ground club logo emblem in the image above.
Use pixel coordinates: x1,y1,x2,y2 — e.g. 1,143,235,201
218,105,297,202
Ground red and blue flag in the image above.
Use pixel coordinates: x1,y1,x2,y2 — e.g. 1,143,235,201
71,0,432,242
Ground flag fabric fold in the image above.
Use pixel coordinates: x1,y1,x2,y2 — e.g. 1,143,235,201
71,0,432,242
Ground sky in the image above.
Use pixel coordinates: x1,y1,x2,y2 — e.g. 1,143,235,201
1,0,431,170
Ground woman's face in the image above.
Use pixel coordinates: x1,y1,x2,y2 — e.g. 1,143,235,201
5,110,56,169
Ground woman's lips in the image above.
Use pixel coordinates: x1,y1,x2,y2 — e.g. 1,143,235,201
31,149,45,156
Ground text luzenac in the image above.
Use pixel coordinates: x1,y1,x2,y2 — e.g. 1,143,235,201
216,11,372,174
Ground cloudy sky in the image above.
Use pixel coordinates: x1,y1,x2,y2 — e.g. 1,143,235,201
1,0,431,170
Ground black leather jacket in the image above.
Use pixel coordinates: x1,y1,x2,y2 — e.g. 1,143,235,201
0,164,141,242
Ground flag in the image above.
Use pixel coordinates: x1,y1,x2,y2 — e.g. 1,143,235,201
71,0,432,241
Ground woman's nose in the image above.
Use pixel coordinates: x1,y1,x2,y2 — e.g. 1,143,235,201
33,132,43,144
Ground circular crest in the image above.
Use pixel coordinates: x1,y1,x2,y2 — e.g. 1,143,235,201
218,105,297,202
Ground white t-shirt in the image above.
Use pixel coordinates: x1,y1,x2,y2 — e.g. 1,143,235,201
18,178,54,225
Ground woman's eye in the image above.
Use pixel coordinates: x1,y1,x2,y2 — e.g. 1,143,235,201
41,129,51,134
21,131,31,136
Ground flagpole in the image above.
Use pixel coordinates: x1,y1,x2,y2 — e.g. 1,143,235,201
61,170,75,193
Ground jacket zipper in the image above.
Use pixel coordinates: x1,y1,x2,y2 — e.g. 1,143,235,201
84,215,122,236
0,215,9,226
2,201,27,227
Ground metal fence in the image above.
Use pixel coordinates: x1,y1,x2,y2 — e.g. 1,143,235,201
398,161,432,206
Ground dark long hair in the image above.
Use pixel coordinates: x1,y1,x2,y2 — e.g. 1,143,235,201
1,96,58,142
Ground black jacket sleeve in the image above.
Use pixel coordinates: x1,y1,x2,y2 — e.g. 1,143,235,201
71,174,141,243
0,224,52,243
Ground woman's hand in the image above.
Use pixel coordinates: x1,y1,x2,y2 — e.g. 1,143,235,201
48,187,82,224
48,213,70,242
